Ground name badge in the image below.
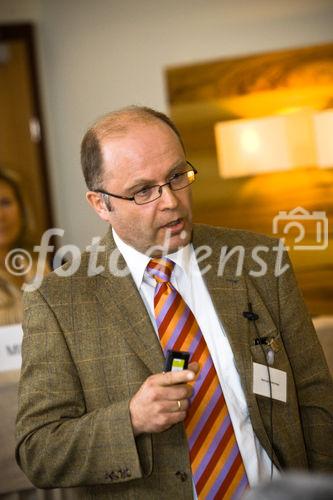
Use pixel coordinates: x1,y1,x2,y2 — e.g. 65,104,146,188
253,362,287,402
0,323,23,373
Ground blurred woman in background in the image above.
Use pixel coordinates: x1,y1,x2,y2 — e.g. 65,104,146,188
0,169,34,327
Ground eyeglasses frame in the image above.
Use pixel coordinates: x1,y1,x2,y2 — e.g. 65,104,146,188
94,161,198,205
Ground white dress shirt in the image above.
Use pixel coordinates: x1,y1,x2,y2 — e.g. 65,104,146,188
113,229,278,489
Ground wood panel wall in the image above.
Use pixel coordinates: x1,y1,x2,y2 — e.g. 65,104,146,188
166,43,333,316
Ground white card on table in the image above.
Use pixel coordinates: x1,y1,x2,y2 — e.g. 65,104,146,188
253,362,287,402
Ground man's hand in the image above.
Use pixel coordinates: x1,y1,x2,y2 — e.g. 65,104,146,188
129,362,199,436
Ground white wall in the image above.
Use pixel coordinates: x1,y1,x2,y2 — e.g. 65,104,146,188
1,0,333,248
0,0,41,21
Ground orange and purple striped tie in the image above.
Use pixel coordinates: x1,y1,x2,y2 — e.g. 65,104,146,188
147,257,249,499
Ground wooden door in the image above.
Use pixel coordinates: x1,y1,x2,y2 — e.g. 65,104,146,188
0,24,52,244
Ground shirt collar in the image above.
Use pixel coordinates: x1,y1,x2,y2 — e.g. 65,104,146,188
112,228,192,288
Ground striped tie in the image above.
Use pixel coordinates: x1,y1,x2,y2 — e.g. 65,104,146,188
147,258,249,499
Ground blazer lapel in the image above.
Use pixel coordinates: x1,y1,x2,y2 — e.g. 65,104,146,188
192,227,253,394
93,230,164,375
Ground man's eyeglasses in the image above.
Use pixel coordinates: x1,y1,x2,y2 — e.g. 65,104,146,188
94,161,198,205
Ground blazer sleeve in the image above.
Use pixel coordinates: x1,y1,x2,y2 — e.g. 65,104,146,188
15,288,151,488
277,251,333,471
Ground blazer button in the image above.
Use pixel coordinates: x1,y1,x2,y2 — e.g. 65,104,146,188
175,470,188,482
105,471,119,482
119,467,131,478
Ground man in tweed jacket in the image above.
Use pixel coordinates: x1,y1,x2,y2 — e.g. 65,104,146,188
16,107,333,499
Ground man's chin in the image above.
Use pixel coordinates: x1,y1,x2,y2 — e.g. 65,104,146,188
170,230,192,251
152,226,192,256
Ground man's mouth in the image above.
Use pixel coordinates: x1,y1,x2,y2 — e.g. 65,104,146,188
160,218,188,237
164,218,183,228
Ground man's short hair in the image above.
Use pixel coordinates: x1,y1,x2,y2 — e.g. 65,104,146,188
80,106,185,191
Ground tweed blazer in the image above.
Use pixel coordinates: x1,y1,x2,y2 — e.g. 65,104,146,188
16,224,333,499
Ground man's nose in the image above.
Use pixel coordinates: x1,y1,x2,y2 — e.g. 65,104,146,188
158,184,179,209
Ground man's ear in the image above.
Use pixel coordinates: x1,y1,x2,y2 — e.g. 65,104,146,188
86,191,112,222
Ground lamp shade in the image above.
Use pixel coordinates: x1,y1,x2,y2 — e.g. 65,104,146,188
313,109,333,168
215,112,316,178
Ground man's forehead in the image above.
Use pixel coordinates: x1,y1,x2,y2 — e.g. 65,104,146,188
100,122,184,174
99,119,177,145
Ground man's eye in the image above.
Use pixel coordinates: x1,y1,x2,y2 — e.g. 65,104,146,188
170,172,182,180
169,172,186,183
135,186,153,198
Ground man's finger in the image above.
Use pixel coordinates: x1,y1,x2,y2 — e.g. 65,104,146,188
159,368,195,386
188,361,200,374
